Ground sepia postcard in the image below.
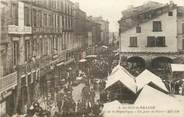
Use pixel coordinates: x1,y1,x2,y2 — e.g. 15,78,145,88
0,0,184,117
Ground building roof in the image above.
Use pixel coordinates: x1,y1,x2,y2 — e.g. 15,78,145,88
106,65,137,93
121,1,164,19
178,6,184,16
119,2,177,33
136,69,168,92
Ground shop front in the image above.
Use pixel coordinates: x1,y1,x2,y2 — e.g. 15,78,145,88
0,89,16,117
17,76,27,114
56,61,66,90
39,66,53,100
0,72,17,116
0,100,6,117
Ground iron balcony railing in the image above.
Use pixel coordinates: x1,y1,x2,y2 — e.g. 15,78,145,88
0,72,17,93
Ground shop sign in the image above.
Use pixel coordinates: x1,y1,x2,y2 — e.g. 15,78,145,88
8,25,32,34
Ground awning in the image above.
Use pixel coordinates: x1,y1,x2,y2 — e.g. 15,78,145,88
79,59,87,63
56,62,65,67
106,65,136,93
136,69,168,92
171,64,184,72
50,59,59,64
102,86,184,117
65,58,75,65
135,85,184,115
102,45,108,49
111,65,134,78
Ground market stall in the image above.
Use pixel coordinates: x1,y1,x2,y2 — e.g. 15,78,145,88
105,65,137,103
136,69,169,93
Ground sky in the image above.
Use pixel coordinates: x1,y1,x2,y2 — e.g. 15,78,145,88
71,0,184,32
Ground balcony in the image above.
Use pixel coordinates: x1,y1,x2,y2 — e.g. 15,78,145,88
8,25,32,34
0,72,17,94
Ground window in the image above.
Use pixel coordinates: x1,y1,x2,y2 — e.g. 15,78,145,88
25,40,30,61
52,15,54,27
44,39,48,55
24,7,30,26
32,39,37,56
182,23,184,34
44,13,47,26
51,37,54,52
62,33,65,50
56,38,58,51
153,21,162,32
60,16,62,28
36,10,40,27
55,14,57,28
39,11,42,27
33,9,36,27
177,12,182,17
147,36,166,47
156,36,165,47
136,26,141,33
53,37,56,50
40,38,43,55
147,36,155,47
168,11,173,16
65,16,68,29
62,15,65,29
13,41,19,65
129,37,137,47
49,15,53,26
63,33,66,49
58,15,60,28
11,4,18,25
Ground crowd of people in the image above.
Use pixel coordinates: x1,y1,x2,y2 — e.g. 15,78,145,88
171,80,184,95
19,53,111,117
20,79,104,117
89,59,110,78
11,44,184,117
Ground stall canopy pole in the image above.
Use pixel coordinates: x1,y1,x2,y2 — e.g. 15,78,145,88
118,53,121,65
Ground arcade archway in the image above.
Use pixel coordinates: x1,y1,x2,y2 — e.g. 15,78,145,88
151,56,173,79
127,56,146,76
151,56,173,69
127,56,146,68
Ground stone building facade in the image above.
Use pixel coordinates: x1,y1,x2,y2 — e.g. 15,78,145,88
0,0,98,115
86,16,101,54
118,2,184,77
119,1,184,67
91,16,109,45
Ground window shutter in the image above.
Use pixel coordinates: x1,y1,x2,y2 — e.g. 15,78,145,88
130,37,137,47
147,36,155,47
153,21,162,32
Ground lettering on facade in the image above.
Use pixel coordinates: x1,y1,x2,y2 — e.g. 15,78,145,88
8,25,32,34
